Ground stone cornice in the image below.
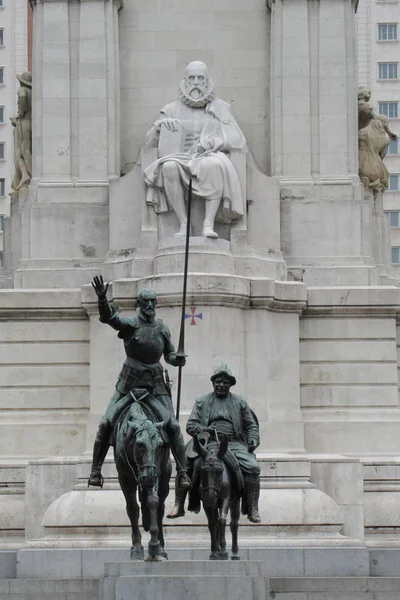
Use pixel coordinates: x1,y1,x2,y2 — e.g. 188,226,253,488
304,286,400,318
0,289,87,320
30,0,123,8
81,275,307,315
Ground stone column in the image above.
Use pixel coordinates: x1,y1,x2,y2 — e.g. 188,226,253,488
13,0,122,289
269,0,377,286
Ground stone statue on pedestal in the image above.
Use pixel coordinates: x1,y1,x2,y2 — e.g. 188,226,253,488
11,72,32,196
144,61,247,239
358,86,397,193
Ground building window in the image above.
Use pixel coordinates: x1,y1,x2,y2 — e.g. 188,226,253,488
0,251,3,268
0,142,4,159
0,215,4,231
0,0,4,7
388,139,399,154
379,62,398,79
379,101,399,118
0,178,4,196
0,67,4,85
378,23,398,40
0,29,3,46
388,211,400,226
0,106,4,124
389,174,400,190
392,247,400,263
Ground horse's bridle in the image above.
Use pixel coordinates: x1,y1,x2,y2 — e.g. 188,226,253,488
128,419,160,487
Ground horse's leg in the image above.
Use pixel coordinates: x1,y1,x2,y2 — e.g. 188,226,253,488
145,489,162,561
230,497,241,561
156,450,171,559
204,505,219,560
118,472,144,560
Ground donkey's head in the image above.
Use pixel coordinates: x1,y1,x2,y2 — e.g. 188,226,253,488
193,433,228,507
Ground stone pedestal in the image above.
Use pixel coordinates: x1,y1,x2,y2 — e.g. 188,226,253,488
101,561,267,600
11,0,123,288
269,0,379,286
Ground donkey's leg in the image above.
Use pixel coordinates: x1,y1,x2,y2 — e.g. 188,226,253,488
118,472,144,560
204,505,220,560
230,498,241,561
218,496,230,560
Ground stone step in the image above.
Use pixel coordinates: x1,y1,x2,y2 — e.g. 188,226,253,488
16,545,370,579
104,559,263,578
0,578,99,599
270,576,400,598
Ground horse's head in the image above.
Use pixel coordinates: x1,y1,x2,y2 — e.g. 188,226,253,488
128,419,164,489
193,433,228,507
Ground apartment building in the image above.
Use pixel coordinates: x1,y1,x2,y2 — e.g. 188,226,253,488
0,0,28,268
357,0,400,275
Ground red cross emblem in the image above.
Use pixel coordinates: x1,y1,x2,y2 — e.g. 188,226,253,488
184,307,203,326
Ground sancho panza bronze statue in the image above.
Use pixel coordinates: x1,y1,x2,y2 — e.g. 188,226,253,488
168,364,261,523
88,276,190,491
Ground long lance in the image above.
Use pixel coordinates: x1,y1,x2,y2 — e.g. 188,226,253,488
175,178,193,420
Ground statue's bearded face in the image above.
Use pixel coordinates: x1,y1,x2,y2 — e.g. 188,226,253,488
179,63,216,108
184,65,209,99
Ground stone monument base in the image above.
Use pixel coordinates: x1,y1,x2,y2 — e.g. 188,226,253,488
2,548,400,600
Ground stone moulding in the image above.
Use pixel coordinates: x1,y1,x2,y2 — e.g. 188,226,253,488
81,276,308,315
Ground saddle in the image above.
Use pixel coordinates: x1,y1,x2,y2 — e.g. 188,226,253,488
110,389,170,447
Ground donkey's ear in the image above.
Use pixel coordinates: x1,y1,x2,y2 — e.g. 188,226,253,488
193,434,207,459
154,421,165,430
217,434,228,460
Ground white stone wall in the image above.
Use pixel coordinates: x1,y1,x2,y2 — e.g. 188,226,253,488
118,0,271,173
0,290,89,457
300,287,400,454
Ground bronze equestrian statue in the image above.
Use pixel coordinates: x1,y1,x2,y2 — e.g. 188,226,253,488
88,276,190,492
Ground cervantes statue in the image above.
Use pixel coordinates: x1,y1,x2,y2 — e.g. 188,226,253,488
11,72,32,196
144,61,247,239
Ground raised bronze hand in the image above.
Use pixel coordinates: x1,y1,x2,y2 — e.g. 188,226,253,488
91,275,109,300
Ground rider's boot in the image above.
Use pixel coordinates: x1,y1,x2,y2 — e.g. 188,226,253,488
88,437,110,488
167,478,188,518
170,437,191,490
245,478,261,523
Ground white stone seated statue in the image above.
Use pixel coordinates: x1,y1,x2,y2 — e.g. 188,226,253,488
143,61,247,239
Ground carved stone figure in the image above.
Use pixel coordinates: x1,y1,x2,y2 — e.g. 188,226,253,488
144,61,247,239
11,72,32,195
87,276,190,492
168,364,261,524
358,86,397,193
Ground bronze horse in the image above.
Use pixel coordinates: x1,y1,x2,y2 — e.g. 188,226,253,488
114,401,171,561
193,433,241,560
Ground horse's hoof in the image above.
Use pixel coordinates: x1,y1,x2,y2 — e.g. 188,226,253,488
231,555,240,561
130,546,144,561
218,552,229,560
160,550,168,560
209,554,220,560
